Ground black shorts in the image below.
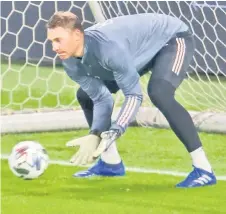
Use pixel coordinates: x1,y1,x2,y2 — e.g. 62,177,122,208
148,30,196,88
102,80,120,94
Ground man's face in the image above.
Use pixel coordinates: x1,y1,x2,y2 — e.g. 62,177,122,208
47,27,82,60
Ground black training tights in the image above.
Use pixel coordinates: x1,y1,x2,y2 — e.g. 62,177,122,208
147,79,202,152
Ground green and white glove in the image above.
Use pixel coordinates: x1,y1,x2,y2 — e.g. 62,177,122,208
93,130,120,158
66,134,101,166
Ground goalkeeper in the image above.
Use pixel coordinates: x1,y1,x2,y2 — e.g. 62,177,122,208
47,11,216,188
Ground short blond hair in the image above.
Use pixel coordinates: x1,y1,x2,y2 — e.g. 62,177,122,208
46,11,83,32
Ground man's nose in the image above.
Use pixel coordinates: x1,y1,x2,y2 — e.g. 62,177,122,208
52,43,59,52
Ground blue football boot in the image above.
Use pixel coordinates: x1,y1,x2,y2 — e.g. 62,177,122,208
176,166,217,188
73,158,125,178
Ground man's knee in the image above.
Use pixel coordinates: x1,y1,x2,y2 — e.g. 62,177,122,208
147,79,175,108
76,88,93,109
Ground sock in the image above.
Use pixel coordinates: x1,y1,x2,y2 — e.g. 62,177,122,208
190,147,212,172
101,141,121,164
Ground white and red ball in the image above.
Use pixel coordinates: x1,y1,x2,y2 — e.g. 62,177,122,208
8,141,49,179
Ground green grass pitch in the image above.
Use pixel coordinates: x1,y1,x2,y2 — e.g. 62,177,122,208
1,128,226,214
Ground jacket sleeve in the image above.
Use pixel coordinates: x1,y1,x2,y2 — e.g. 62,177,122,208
101,43,143,135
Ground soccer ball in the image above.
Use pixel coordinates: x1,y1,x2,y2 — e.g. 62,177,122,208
8,141,49,179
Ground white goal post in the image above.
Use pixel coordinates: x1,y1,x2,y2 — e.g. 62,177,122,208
1,1,226,134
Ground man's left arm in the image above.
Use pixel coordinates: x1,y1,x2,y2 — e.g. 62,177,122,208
104,43,143,135
93,43,143,157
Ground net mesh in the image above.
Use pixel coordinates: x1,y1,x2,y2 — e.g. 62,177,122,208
1,1,226,115
98,1,226,112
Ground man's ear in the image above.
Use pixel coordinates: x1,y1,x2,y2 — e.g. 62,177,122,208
73,29,82,41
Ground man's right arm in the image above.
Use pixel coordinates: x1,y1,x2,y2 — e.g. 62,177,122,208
63,60,114,134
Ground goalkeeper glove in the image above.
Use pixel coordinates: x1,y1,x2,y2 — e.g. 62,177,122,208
66,134,101,166
93,129,120,158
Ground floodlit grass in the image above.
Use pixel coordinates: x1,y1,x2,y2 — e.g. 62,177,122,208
2,160,226,214
2,128,226,174
1,127,226,214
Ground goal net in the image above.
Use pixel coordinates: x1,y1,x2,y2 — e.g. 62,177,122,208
1,1,226,133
